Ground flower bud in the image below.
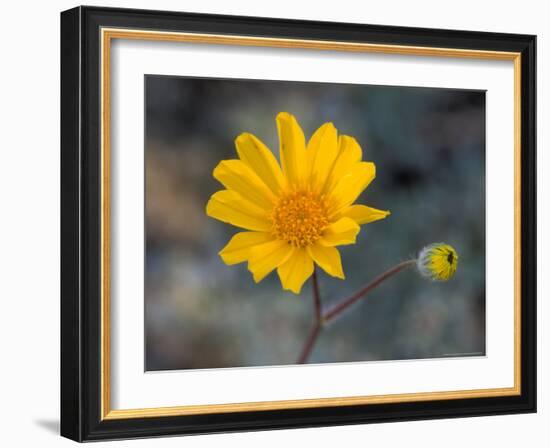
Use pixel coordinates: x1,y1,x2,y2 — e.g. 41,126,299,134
416,243,458,281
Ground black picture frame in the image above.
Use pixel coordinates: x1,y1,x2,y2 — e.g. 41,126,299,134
61,5,536,442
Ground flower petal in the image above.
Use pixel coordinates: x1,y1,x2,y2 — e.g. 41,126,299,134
319,217,360,246
328,162,376,215
206,190,271,231
235,133,286,195
323,135,363,194
277,247,314,294
307,122,338,191
213,159,276,209
248,240,294,283
276,112,306,186
307,244,344,279
219,231,274,265
339,204,390,225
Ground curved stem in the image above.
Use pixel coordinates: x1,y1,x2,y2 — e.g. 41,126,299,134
323,259,416,323
296,269,323,364
296,259,417,365
312,268,322,322
296,324,321,365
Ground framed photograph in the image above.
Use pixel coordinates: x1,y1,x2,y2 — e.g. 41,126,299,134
60,6,536,441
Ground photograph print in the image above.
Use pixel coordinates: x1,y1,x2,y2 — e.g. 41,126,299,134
144,75,486,371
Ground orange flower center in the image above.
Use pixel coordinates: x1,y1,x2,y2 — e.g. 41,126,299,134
272,190,329,247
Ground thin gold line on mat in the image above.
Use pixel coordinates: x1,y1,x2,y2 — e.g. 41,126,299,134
99,27,523,420
514,54,522,393
102,28,519,61
100,29,112,421
103,387,518,420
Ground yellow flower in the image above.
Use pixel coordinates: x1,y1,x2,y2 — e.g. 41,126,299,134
417,243,458,281
206,112,390,294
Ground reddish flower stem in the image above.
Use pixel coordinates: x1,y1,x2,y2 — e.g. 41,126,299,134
296,269,323,364
323,259,417,323
296,259,417,364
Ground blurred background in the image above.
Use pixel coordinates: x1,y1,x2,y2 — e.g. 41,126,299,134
145,75,486,371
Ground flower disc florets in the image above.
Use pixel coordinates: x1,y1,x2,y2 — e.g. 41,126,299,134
272,190,329,247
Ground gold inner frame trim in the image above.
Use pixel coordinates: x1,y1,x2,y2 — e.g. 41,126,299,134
100,27,522,420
